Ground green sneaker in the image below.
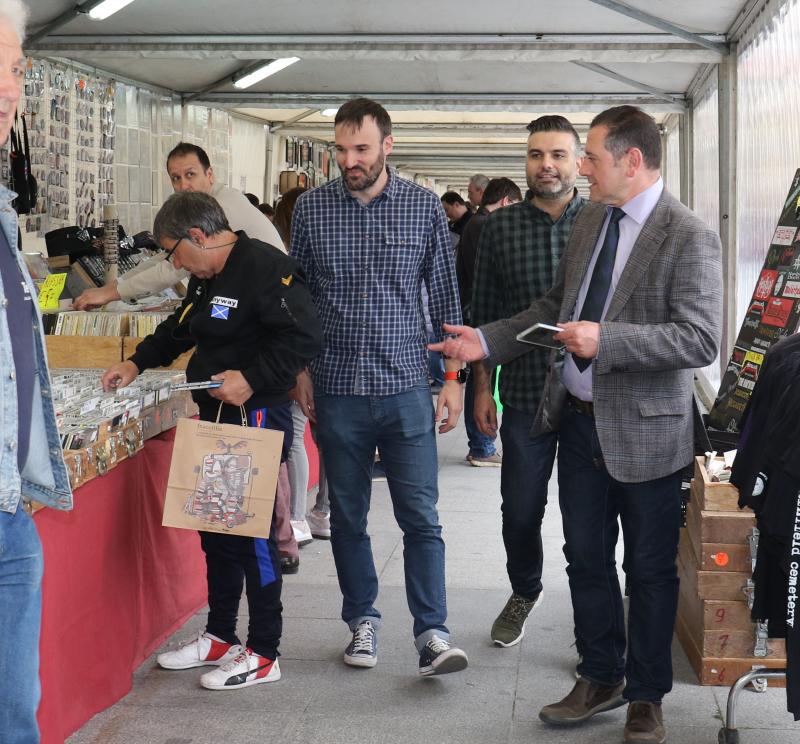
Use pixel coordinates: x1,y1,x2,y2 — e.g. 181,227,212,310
491,591,542,647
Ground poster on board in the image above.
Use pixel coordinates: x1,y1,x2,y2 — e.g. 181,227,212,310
708,168,800,432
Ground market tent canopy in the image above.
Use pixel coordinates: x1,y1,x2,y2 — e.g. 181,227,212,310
26,0,760,187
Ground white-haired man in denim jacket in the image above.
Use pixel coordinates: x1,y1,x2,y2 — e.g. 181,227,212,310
0,3,72,742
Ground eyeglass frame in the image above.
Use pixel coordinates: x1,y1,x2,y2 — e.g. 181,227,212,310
163,236,183,263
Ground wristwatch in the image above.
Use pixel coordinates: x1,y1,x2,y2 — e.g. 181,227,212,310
444,369,469,384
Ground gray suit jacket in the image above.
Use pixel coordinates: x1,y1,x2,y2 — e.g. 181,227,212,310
481,188,723,483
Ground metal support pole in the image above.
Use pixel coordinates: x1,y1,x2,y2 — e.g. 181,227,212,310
718,46,738,369
679,107,692,213
263,126,274,208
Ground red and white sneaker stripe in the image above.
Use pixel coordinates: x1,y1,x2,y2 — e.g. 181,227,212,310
200,647,281,690
157,631,238,670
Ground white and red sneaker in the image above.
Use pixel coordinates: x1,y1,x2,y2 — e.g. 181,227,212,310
157,632,239,670
200,647,281,690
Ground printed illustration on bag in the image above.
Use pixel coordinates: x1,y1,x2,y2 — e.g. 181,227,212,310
184,439,259,529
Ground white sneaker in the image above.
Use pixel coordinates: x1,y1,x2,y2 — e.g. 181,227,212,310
200,647,281,690
306,508,331,539
291,519,313,546
157,631,239,670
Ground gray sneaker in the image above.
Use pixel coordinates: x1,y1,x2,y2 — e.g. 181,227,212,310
344,619,377,668
491,591,542,647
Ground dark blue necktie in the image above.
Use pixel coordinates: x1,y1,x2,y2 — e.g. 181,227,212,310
574,206,625,372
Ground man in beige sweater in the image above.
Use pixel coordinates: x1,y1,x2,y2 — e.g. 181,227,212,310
74,142,284,309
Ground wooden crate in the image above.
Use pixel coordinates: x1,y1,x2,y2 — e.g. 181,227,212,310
684,498,754,573
675,610,787,687
676,526,787,686
691,456,740,511
45,335,123,368
677,544,785,658
678,530,751,601
684,493,755,547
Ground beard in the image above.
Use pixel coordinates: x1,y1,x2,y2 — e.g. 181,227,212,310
343,152,386,192
527,170,575,200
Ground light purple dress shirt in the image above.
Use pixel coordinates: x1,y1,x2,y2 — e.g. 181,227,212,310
563,178,664,401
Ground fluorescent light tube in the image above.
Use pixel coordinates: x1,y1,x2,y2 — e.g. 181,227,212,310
321,108,338,117
233,57,300,89
88,0,137,20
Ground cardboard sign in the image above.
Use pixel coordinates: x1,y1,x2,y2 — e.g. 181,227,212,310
38,272,67,310
163,417,283,538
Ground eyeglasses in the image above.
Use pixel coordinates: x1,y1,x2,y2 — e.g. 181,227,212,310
163,237,182,263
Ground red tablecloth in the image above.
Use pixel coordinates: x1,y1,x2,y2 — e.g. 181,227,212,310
34,430,208,744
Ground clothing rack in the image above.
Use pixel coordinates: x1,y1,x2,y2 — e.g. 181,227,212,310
718,668,787,744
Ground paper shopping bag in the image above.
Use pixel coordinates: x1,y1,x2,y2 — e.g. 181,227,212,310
163,417,283,538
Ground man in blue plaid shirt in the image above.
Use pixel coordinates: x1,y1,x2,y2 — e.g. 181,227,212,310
291,98,468,677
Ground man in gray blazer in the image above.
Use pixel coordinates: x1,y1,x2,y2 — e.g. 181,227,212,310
432,106,722,744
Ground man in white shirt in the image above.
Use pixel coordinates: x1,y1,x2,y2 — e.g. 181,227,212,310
73,142,284,309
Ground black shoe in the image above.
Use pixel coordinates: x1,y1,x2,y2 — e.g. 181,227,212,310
280,555,299,574
418,635,468,676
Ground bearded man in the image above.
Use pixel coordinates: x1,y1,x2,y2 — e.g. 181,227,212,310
289,97,469,677
470,116,585,647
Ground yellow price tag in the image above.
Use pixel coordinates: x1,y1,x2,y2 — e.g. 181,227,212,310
37,273,68,311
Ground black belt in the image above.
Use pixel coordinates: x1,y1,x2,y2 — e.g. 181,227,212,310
567,393,594,417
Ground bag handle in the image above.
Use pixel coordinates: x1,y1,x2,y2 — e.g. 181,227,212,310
214,401,248,427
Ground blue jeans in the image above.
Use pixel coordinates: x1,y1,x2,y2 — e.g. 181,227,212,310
498,406,557,599
314,381,448,649
0,505,44,744
464,374,497,458
557,402,682,702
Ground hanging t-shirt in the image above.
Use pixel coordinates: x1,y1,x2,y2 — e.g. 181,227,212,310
0,227,35,469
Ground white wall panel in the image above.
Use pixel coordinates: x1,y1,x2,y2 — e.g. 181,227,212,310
693,83,722,391
230,117,267,202
736,0,800,331
663,124,681,199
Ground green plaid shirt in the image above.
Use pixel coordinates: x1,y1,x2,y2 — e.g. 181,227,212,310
471,192,585,415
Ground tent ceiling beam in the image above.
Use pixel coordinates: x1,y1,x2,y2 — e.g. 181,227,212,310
571,61,685,105
26,33,725,63
27,1,108,44
584,0,730,54
268,109,320,132
207,92,687,114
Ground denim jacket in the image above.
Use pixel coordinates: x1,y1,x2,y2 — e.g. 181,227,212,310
0,186,72,513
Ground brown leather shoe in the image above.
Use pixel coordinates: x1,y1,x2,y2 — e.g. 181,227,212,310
539,677,625,725
624,701,666,743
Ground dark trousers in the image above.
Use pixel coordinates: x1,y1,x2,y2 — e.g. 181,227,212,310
557,401,682,703
498,406,557,599
196,401,294,659
200,531,283,659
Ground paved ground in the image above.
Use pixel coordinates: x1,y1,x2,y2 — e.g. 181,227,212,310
69,411,799,744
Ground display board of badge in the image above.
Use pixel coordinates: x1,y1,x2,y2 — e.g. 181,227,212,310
708,168,800,433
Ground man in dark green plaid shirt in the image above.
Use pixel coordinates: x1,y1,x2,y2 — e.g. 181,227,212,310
470,116,585,647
